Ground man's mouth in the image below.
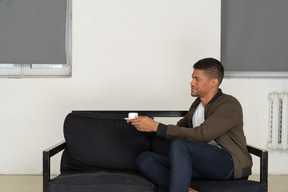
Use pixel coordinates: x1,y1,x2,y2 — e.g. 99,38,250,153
191,87,197,91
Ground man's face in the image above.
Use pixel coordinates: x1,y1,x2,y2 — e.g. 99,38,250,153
190,69,214,97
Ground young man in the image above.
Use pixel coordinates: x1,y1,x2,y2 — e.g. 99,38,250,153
127,58,252,192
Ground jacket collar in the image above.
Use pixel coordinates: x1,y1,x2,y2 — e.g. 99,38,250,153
192,89,223,108
207,89,223,105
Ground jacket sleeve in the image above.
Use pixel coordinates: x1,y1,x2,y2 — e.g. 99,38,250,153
162,96,243,142
156,111,190,137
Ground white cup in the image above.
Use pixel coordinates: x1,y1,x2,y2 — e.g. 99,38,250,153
128,112,138,119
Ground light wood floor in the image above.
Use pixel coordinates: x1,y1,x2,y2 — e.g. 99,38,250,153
0,174,287,192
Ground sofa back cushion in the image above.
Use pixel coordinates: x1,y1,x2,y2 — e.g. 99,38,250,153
61,112,151,172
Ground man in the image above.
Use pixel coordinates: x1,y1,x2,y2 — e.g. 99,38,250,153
127,58,252,192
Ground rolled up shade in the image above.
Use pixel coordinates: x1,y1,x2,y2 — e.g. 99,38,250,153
221,0,288,72
0,0,67,64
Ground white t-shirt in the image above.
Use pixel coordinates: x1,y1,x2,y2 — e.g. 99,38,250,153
192,102,221,148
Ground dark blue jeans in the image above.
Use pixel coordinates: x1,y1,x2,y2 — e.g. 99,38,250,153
136,139,234,192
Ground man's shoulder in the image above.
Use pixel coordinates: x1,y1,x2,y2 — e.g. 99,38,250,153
221,93,238,100
215,93,241,106
205,93,243,119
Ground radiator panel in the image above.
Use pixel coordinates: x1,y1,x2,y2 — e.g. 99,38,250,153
268,93,288,150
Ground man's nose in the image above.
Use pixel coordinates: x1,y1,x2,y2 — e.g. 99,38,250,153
190,79,194,86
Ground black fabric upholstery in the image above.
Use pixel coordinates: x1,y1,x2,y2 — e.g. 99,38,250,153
150,135,171,156
190,179,263,192
158,180,263,192
47,171,157,192
61,112,151,172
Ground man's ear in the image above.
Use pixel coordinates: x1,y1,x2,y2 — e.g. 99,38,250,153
211,78,219,87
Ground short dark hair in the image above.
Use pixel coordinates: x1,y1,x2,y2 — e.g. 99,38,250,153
193,58,224,85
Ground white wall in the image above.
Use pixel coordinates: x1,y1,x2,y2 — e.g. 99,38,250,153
0,0,287,175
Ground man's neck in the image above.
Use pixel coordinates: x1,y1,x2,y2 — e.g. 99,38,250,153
200,89,219,107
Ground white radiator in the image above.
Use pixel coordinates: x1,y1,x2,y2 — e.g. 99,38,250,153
268,92,288,150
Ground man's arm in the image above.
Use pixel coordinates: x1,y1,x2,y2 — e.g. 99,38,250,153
156,111,190,137
162,97,243,142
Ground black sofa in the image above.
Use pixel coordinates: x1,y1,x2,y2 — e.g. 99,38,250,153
43,111,268,192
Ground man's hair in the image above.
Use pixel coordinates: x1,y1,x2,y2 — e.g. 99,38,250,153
193,58,224,86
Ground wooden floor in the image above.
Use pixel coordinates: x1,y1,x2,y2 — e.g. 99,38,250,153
0,174,287,192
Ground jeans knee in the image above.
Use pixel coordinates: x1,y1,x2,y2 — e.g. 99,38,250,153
170,139,187,152
136,151,153,171
169,139,194,160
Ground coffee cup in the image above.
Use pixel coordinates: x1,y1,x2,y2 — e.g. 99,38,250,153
128,112,138,119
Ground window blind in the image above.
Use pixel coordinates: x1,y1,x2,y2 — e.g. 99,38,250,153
0,0,67,64
221,0,288,72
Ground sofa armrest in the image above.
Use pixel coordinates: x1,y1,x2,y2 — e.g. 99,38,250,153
43,141,66,192
247,144,268,192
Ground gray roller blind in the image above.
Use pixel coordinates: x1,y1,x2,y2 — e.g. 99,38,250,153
0,0,67,64
221,0,288,72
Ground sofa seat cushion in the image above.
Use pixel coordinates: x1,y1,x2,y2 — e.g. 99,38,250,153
190,179,263,192
47,171,157,192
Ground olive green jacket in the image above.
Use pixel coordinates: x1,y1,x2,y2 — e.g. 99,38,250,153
157,90,252,179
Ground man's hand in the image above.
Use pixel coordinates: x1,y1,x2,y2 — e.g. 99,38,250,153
127,116,159,132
